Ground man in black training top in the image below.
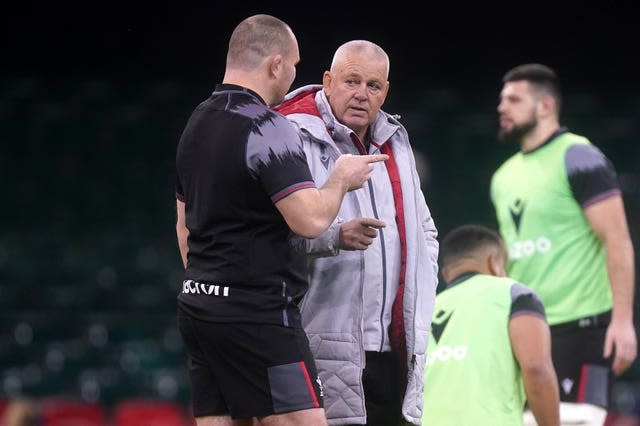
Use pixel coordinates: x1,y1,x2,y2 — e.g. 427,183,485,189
174,14,387,426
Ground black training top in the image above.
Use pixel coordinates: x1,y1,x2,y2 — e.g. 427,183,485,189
175,84,316,326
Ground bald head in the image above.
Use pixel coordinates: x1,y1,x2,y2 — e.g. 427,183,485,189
331,40,389,79
226,14,297,72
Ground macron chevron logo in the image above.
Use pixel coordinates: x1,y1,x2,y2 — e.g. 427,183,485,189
509,198,525,234
431,309,453,343
561,378,574,395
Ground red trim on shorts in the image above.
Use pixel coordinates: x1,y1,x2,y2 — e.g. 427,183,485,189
298,361,320,408
577,364,588,402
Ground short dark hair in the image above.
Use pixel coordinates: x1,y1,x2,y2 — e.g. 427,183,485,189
439,224,503,269
227,14,294,71
503,63,562,113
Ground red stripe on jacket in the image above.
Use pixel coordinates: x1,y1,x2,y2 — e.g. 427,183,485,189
380,142,408,375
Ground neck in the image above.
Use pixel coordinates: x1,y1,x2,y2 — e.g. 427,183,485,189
223,71,271,105
520,120,560,153
443,261,484,285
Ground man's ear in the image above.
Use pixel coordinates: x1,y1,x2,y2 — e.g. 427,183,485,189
538,93,556,118
322,71,332,93
269,54,283,79
440,265,452,284
488,252,507,278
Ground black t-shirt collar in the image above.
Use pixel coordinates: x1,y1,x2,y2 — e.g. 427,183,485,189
445,272,479,288
213,83,267,106
524,125,569,155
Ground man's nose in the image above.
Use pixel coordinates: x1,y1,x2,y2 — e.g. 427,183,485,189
354,84,368,99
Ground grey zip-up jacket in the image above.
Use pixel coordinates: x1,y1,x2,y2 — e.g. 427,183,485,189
276,86,439,425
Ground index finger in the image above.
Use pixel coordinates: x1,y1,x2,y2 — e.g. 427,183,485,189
362,154,389,163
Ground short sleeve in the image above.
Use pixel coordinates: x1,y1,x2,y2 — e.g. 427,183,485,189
510,283,546,320
246,111,316,203
175,175,185,202
565,144,621,208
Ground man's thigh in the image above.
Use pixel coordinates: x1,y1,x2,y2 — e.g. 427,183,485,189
551,323,612,407
259,408,327,426
179,315,324,419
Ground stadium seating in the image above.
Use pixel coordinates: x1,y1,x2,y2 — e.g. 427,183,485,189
0,76,638,422
112,399,191,426
40,398,106,426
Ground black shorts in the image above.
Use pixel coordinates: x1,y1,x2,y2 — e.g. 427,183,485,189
178,313,323,419
551,312,613,408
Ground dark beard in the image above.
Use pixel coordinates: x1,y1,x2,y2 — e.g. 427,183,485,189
498,120,536,144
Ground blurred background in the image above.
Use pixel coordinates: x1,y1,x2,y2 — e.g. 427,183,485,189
1,2,639,424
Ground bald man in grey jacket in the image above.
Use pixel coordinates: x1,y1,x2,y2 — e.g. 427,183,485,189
275,40,439,426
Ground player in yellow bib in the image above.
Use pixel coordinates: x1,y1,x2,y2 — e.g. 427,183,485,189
491,63,636,425
422,224,559,425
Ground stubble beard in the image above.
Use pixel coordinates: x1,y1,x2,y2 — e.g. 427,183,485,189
498,119,537,144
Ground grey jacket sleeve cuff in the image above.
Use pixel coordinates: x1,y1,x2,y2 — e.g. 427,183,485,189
306,216,343,258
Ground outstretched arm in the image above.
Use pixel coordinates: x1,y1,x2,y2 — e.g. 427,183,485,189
585,195,637,375
276,154,387,238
